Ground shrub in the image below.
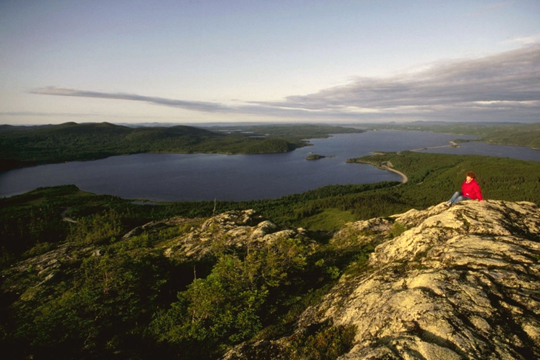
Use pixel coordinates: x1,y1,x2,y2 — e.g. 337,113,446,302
389,222,407,238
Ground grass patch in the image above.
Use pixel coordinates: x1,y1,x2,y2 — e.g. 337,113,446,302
389,222,407,238
289,323,357,360
298,208,358,231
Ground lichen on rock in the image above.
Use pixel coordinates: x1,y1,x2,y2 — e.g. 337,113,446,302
225,200,540,360
162,210,310,261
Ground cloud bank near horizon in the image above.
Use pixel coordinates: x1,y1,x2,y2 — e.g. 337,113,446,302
30,45,540,122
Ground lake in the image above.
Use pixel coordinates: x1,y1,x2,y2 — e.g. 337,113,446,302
1,130,539,201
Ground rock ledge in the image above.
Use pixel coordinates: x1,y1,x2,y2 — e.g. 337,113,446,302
226,200,540,360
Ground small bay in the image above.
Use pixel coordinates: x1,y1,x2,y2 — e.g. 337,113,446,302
1,130,538,201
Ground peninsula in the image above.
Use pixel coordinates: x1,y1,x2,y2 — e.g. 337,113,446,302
0,122,362,172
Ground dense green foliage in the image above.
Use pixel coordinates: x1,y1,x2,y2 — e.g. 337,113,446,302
0,186,152,267
9,246,170,359
0,122,362,171
149,237,318,359
289,323,357,360
348,151,540,208
1,188,371,359
2,151,540,359
365,122,540,149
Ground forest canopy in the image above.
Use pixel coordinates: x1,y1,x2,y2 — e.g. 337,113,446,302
0,122,362,172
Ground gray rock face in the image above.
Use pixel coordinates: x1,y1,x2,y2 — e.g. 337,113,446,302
227,200,540,359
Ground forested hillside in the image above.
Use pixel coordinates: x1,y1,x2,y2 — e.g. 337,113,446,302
2,152,539,265
1,151,540,359
0,123,361,171
366,122,540,149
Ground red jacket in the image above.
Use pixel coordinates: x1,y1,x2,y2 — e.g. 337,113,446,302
462,179,483,201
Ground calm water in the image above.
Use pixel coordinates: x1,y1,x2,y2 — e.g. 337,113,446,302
1,130,539,201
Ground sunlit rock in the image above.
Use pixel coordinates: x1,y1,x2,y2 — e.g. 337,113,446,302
226,200,540,360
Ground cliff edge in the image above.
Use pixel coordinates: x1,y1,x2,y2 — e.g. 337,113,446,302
225,200,540,359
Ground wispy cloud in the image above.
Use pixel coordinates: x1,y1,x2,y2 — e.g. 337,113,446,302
252,44,540,121
0,111,101,117
30,44,540,122
29,87,234,113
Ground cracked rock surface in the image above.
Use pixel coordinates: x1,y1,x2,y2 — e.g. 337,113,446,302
309,200,540,360
3,201,540,360
227,200,540,360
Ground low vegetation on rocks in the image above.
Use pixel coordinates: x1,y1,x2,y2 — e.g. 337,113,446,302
2,200,539,359
225,200,540,359
2,150,540,359
0,208,375,359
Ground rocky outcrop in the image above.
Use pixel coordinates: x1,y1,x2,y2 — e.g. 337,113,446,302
122,216,202,239
226,200,540,359
1,243,93,302
0,210,309,307
4,201,540,360
162,210,309,261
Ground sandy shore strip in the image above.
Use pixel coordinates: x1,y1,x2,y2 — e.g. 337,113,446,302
381,165,408,184
410,140,460,152
348,157,409,184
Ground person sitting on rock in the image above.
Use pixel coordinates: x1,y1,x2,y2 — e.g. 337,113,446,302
445,171,483,206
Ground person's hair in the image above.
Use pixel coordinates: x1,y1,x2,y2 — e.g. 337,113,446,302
466,171,476,179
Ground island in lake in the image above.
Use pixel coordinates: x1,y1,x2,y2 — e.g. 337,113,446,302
305,154,326,160
305,154,336,160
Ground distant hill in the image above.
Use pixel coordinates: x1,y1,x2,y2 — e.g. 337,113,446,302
364,122,540,149
0,122,362,171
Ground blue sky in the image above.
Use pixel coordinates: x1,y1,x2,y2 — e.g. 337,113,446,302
1,0,539,124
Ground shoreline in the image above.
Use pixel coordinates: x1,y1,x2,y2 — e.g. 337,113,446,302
346,158,408,184
409,140,460,152
380,165,408,184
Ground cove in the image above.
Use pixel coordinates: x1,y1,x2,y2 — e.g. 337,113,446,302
1,130,539,201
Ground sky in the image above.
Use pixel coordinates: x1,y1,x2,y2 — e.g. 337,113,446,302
1,0,539,125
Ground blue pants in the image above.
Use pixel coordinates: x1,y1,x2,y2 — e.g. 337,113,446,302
447,191,471,205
